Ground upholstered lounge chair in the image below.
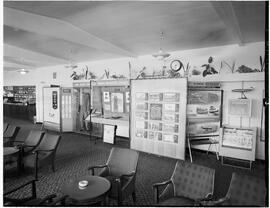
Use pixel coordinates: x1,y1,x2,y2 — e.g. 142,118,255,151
88,147,139,206
13,130,45,156
153,160,215,206
23,133,61,180
201,172,267,206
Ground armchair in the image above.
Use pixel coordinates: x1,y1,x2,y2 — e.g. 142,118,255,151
88,147,139,206
23,133,61,180
200,172,267,206
153,160,215,206
4,123,9,133
12,130,45,156
4,179,57,206
3,125,20,146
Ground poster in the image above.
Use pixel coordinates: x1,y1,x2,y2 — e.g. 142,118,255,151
164,103,179,112
136,111,148,120
136,130,147,138
136,103,147,110
150,104,162,120
148,122,162,131
149,132,162,140
163,92,180,102
222,127,254,150
163,124,178,133
136,92,148,101
103,92,110,102
111,93,124,113
149,93,162,102
163,113,176,122
228,99,251,117
103,125,115,144
188,91,220,104
188,122,220,136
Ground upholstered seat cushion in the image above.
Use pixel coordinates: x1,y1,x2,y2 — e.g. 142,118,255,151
159,196,195,206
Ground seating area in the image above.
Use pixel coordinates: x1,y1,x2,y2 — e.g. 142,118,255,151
3,118,267,206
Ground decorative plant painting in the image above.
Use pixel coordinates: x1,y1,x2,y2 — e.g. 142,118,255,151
202,56,218,77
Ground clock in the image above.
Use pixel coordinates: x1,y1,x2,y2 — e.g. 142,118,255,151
170,60,183,72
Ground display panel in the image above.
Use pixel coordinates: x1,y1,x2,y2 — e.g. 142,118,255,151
228,99,252,117
131,78,187,160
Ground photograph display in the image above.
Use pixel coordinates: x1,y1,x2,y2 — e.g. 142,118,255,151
150,104,162,120
149,131,162,140
163,113,179,123
148,122,162,131
163,92,180,102
222,127,254,150
136,129,147,138
163,134,178,143
111,93,124,113
136,111,148,120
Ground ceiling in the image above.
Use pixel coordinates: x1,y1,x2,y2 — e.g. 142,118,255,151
3,1,266,71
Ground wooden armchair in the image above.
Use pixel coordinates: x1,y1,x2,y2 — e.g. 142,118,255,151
23,133,61,180
4,179,57,206
153,160,215,206
88,147,139,205
200,172,267,206
12,130,45,156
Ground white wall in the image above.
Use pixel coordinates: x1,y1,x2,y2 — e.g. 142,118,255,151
3,42,265,159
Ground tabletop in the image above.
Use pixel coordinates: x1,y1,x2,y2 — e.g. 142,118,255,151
62,175,111,205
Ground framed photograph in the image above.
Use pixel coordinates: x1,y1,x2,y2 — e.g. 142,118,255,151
149,122,162,131
163,134,174,143
149,132,162,140
188,121,220,137
163,113,175,123
136,92,148,101
149,93,162,102
136,111,148,120
103,124,116,144
163,123,178,133
111,93,124,113
136,103,148,110
188,90,220,105
150,104,163,120
163,92,180,102
228,99,252,117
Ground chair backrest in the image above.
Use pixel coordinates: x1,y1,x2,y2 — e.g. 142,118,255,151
171,161,215,200
3,123,9,133
36,133,61,151
4,125,20,138
107,147,139,177
24,130,45,147
226,172,266,206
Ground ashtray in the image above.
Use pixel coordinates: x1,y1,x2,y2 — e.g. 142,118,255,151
78,180,88,189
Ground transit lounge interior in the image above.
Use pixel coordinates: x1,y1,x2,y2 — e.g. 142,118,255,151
2,1,268,207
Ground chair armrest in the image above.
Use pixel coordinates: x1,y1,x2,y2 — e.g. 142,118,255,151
87,164,108,175
153,180,173,204
120,171,135,179
38,194,57,205
4,180,37,196
47,195,68,206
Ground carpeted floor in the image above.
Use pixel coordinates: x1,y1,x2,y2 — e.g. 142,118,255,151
3,117,267,206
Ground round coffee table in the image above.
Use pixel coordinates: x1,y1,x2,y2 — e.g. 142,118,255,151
4,147,21,173
62,175,111,205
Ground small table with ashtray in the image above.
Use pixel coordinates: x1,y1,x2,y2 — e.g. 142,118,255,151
61,175,111,206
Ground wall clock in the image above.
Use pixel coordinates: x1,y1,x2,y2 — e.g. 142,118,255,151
170,60,183,72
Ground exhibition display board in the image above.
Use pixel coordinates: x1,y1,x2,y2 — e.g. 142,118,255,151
43,87,61,132
130,78,187,160
219,125,257,162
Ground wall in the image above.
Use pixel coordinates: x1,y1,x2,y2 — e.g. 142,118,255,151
3,42,265,159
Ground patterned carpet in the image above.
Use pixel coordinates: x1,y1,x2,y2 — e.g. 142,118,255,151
3,117,267,206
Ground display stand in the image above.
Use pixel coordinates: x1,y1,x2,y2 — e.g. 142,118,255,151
130,78,187,160
186,88,223,162
219,125,257,169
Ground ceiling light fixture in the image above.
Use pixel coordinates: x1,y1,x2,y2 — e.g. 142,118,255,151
152,31,170,60
18,68,29,75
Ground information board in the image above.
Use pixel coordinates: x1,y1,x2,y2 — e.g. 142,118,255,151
131,78,187,160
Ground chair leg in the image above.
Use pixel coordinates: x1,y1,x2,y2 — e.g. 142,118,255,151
35,166,38,180
187,139,193,163
132,192,136,203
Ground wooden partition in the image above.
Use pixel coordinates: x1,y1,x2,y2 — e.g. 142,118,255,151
130,78,187,160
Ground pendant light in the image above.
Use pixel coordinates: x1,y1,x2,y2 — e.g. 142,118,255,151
152,31,170,60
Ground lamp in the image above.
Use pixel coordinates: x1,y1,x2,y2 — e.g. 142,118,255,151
18,68,29,75
152,31,170,60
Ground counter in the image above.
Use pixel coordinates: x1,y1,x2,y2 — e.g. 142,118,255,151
3,103,36,121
